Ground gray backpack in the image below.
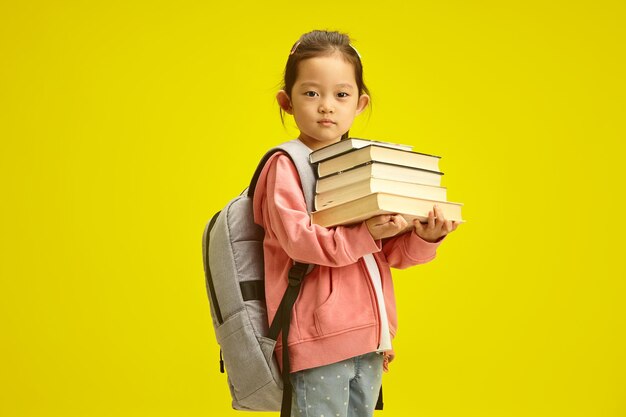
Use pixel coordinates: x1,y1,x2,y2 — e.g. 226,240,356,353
202,139,315,416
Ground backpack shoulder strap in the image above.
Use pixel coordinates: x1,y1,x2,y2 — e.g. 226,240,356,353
245,140,315,417
247,139,316,213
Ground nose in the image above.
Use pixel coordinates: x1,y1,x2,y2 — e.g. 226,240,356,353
318,98,334,114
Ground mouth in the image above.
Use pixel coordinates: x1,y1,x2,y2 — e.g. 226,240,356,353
318,119,336,126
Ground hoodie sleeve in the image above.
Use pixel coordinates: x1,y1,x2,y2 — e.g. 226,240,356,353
253,153,381,267
380,229,443,269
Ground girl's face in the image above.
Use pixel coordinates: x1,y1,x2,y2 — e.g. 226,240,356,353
277,52,369,150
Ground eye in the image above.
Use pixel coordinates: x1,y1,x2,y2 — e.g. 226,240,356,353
304,91,318,97
337,92,350,98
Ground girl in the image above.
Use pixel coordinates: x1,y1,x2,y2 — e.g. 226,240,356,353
252,30,459,417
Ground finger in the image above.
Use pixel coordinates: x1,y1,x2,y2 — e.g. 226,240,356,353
427,209,436,229
413,218,424,232
434,205,446,225
383,215,400,231
376,214,393,224
382,215,401,228
392,214,408,230
379,221,405,238
369,214,391,226
390,217,407,234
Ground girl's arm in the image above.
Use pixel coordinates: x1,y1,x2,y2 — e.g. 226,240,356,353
380,206,459,269
258,154,381,267
380,229,442,270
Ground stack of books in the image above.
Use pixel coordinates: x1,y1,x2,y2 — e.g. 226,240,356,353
309,138,464,227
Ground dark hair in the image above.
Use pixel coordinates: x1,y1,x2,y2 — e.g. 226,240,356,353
280,30,371,140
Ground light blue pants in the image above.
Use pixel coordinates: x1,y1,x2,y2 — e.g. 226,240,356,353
289,352,384,417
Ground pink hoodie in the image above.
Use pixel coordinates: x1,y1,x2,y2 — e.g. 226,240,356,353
253,152,442,373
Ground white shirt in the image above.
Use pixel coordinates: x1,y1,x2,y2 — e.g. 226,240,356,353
363,254,392,352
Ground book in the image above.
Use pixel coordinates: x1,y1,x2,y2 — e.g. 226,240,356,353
309,138,413,164
316,162,443,194
310,193,463,227
315,178,447,210
317,145,441,178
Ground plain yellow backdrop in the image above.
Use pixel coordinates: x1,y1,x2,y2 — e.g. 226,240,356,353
1,1,625,416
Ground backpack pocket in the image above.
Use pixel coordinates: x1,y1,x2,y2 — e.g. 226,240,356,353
216,309,282,410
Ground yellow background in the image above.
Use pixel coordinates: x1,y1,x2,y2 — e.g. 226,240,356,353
1,1,625,416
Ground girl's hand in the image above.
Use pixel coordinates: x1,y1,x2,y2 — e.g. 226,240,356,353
365,214,408,240
413,205,460,242
382,351,395,372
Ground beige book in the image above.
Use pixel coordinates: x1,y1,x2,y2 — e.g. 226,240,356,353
316,162,443,194
309,138,413,163
317,145,441,178
311,193,464,227
315,178,447,210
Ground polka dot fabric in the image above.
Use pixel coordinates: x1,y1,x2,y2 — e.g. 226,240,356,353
289,353,383,417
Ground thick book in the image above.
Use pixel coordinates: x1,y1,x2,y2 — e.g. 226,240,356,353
309,138,413,164
316,162,443,194
315,178,447,210
317,145,441,178
310,193,463,227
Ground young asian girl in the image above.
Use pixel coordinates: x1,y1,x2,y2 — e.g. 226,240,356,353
252,30,459,417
